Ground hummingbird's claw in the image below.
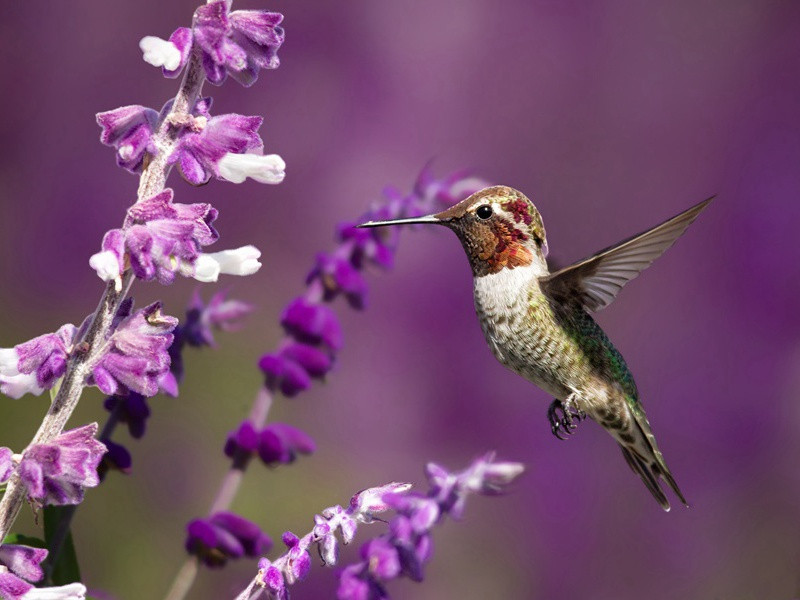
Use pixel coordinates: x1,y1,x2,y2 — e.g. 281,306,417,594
547,399,586,441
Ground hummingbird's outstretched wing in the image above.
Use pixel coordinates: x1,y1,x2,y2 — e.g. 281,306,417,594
541,197,713,312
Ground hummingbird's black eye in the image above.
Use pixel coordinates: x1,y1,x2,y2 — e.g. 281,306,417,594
476,205,493,220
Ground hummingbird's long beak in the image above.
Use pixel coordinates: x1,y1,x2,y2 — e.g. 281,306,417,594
357,215,442,228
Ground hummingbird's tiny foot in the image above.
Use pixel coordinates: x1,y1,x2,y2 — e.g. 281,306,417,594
547,398,586,441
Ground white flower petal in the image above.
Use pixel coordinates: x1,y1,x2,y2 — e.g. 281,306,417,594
22,582,87,600
218,153,286,184
0,372,45,399
0,348,20,377
89,250,122,282
193,246,262,282
139,36,181,71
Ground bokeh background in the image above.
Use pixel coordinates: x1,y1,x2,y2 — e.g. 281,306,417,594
1,0,800,598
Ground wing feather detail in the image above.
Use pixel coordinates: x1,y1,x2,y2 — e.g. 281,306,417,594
541,197,713,312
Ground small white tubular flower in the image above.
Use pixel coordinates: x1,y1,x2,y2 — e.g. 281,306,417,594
0,372,45,399
22,582,87,600
89,250,122,283
139,36,182,71
218,153,286,184
193,246,262,283
0,348,20,377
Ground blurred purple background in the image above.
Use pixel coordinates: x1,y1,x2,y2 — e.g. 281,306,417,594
2,0,800,598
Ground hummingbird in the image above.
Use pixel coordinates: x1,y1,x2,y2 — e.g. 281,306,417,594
359,186,712,510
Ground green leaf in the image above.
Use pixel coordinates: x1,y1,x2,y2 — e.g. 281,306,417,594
43,505,81,585
2,533,46,547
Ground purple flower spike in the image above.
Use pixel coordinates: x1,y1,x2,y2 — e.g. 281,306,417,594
193,1,284,87
90,302,177,397
17,423,107,506
258,423,315,466
96,105,160,173
258,558,287,599
280,298,343,350
307,253,369,309
279,342,333,379
139,27,192,77
337,565,375,600
183,290,253,348
186,511,271,568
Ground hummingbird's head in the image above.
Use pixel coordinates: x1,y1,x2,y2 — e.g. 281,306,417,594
359,186,548,277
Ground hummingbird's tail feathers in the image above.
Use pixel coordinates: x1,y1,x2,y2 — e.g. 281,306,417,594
619,405,689,511
620,446,671,511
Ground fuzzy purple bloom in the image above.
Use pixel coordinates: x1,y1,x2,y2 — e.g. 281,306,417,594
280,298,343,351
91,189,219,286
0,446,13,483
96,105,160,173
174,112,264,185
182,290,253,348
186,511,272,568
97,438,132,481
89,302,177,397
258,423,315,466
307,253,369,309
224,420,260,460
0,544,47,584
0,324,77,399
16,423,107,506
193,0,285,87
139,27,192,78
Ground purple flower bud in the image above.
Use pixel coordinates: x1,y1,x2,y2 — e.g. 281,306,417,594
281,531,311,584
96,105,159,173
320,504,358,544
337,222,396,270
337,565,371,600
257,423,315,466
224,420,260,460
307,253,369,309
258,558,286,597
90,302,177,397
183,290,253,348
17,423,107,506
186,511,271,567
280,298,343,350
0,446,13,483
258,353,311,397
193,1,284,87
278,342,333,379
103,393,151,439
0,544,47,583
97,438,132,481
361,539,400,581
349,482,412,519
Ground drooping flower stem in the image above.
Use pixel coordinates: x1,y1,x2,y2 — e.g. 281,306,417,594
0,18,212,544
163,387,274,600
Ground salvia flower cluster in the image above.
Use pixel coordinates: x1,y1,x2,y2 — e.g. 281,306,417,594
232,454,523,600
0,0,287,597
